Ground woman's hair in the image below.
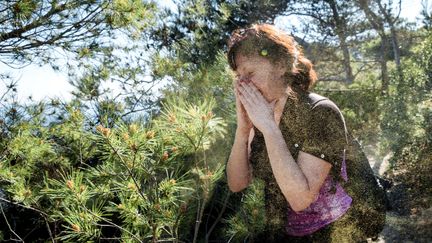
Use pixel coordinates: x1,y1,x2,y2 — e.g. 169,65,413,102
227,23,317,92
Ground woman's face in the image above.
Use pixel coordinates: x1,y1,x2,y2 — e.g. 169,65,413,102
234,53,288,102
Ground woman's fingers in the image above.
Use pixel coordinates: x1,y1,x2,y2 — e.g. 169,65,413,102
238,84,257,107
237,80,273,114
243,82,267,104
239,82,259,103
237,88,253,111
245,82,268,105
236,89,248,112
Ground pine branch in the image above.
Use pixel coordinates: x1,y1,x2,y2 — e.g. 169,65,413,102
205,191,230,241
102,134,148,203
0,202,24,242
77,200,144,243
43,216,56,243
0,197,48,217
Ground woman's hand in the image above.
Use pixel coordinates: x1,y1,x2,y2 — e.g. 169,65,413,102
236,80,277,134
234,79,253,134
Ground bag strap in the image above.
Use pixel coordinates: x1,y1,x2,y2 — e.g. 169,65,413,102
307,93,329,108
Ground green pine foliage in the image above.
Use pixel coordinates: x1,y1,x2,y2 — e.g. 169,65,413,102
222,179,266,241
0,96,227,242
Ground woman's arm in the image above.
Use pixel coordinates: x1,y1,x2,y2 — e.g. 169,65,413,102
262,125,332,212
226,128,254,192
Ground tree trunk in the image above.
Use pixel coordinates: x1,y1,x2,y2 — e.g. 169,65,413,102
389,24,401,72
327,0,354,84
380,33,390,95
378,0,402,76
357,0,389,94
339,37,355,84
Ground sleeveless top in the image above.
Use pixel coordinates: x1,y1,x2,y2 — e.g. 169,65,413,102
249,90,353,236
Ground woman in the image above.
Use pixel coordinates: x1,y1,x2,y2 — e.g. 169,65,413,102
225,24,376,242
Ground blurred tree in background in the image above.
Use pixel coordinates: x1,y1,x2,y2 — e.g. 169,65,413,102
148,0,294,66
0,0,155,67
0,0,431,242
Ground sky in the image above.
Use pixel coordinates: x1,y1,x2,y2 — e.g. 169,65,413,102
0,0,425,104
